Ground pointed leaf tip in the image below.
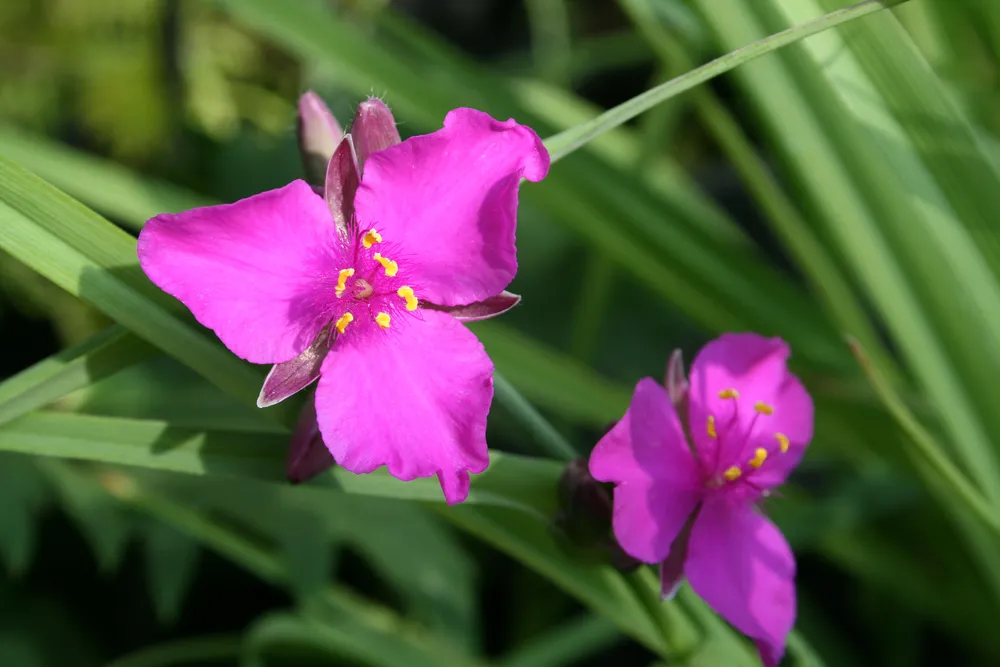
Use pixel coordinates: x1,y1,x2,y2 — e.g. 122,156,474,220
666,348,688,407
325,135,361,240
352,97,401,169
298,91,343,186
424,291,521,322
257,327,331,408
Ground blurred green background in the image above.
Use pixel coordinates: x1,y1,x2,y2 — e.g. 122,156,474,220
3,0,1000,665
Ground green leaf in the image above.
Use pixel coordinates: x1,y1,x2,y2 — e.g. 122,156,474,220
36,459,132,572
497,614,622,667
103,635,241,667
542,0,909,159
242,611,472,667
0,124,212,230
0,325,155,428
0,412,562,513
0,157,281,418
0,454,47,576
144,522,201,624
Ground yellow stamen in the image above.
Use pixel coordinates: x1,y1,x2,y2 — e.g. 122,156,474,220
335,312,354,334
749,447,768,469
754,401,774,415
334,268,355,298
397,286,418,311
718,388,740,399
775,433,790,454
707,415,717,439
362,229,382,249
375,312,391,329
723,466,742,481
373,252,398,277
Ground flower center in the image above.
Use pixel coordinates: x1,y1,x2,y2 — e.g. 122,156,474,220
329,228,418,336
354,278,373,299
703,387,788,487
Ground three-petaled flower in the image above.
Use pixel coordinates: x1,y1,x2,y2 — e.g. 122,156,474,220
138,105,549,504
589,333,813,666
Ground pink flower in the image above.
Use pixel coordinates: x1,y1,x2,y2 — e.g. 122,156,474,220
589,334,814,666
137,106,550,504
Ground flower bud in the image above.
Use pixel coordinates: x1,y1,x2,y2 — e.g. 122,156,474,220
552,456,641,572
665,348,688,407
351,97,401,170
297,91,343,186
286,393,336,483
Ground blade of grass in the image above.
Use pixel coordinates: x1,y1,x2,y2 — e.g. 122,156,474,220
0,325,155,427
0,157,280,421
543,0,909,160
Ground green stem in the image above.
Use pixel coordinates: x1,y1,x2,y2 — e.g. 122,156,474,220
103,635,242,667
544,0,910,161
849,338,1000,536
493,372,578,461
567,253,615,363
627,569,701,659
524,0,573,85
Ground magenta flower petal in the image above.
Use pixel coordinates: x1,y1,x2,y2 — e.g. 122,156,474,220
748,374,813,489
687,333,792,464
314,310,492,504
590,378,700,563
138,181,339,364
354,108,549,307
685,501,796,667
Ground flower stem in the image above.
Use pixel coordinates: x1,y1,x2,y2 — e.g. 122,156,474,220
492,371,578,461
627,568,701,659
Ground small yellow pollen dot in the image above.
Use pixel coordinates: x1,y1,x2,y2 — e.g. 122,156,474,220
775,433,790,454
397,286,418,311
707,415,717,439
373,252,398,277
723,466,742,481
749,447,768,469
362,229,382,249
335,312,354,334
334,268,355,298
375,312,391,329
718,388,740,399
754,401,774,415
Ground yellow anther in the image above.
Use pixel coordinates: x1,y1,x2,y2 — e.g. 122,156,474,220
334,312,354,334
362,229,382,249
334,268,355,298
397,286,418,311
723,466,742,481
707,415,717,439
718,388,740,399
754,401,774,415
775,433,790,454
373,252,398,277
375,312,391,329
749,447,768,469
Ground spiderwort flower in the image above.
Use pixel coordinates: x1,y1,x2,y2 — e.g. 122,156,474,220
137,105,550,503
589,334,813,666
